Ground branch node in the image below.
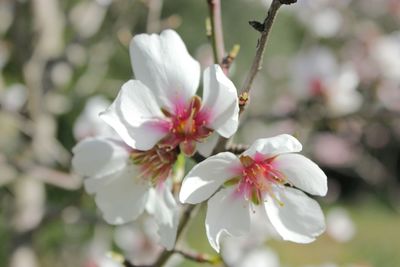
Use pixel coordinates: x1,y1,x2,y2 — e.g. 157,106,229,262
239,92,249,107
205,18,212,38
279,0,297,5
249,20,264,32
221,44,240,73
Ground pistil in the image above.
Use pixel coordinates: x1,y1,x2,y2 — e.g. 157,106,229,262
160,96,213,156
237,154,287,205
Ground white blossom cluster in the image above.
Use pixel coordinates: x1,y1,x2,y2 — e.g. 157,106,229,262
72,30,327,256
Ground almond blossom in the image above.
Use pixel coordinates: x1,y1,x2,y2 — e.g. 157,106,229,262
72,137,179,250
294,0,349,38
179,134,327,252
73,96,114,140
291,46,362,117
72,29,241,251
233,247,280,267
100,29,239,156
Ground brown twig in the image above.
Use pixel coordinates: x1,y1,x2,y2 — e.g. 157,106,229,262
173,248,218,264
212,0,293,154
146,0,164,33
240,0,282,97
123,260,149,267
207,0,225,64
221,44,240,75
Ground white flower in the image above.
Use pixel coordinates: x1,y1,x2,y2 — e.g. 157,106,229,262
291,47,337,99
73,95,114,140
370,32,400,82
100,29,239,156
291,47,362,117
234,247,280,267
179,134,327,252
97,257,124,267
221,218,280,267
1,83,27,112
326,207,355,243
72,137,179,250
325,64,362,117
114,219,162,265
294,0,349,38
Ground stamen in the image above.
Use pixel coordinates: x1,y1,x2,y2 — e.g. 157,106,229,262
236,155,287,207
130,145,178,186
159,96,212,156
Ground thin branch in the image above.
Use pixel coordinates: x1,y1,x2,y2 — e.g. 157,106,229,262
212,0,295,154
240,0,282,96
146,0,164,33
122,259,151,267
212,136,229,155
173,249,218,264
226,143,249,154
207,0,225,64
221,44,240,74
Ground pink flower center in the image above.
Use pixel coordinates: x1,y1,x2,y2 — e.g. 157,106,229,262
310,78,324,96
130,145,178,185
233,153,287,205
159,96,212,156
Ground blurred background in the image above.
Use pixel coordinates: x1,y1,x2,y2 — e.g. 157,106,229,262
0,0,399,266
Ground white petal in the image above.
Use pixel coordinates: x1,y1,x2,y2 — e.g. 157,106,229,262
130,29,200,111
146,187,172,225
264,187,325,243
202,65,239,138
100,80,168,150
158,210,179,251
243,134,302,158
72,137,129,178
237,248,280,267
98,256,124,267
84,173,110,194
327,89,362,117
206,187,251,252
196,132,219,157
179,152,240,204
73,95,112,140
146,186,179,250
89,165,151,225
273,154,327,196
158,207,179,250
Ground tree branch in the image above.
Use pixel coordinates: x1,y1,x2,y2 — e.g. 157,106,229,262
173,248,219,264
240,0,282,96
212,0,289,154
207,0,225,64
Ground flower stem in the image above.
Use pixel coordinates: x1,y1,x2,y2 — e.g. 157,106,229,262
207,0,225,64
